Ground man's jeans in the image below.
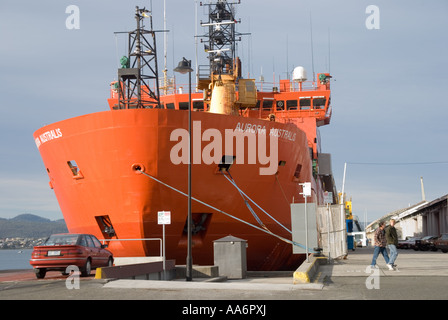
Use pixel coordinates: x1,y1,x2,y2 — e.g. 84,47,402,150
371,246,389,266
388,244,398,265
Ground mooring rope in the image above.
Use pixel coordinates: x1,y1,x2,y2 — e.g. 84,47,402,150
223,172,269,231
223,173,293,235
138,170,314,252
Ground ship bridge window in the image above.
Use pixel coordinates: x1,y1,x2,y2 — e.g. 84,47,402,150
299,98,311,110
276,100,284,111
166,103,175,109
179,102,189,110
193,101,204,111
262,100,273,111
287,100,298,110
250,100,260,110
313,97,326,109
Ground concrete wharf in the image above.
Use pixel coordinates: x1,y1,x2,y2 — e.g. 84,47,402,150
1,247,448,302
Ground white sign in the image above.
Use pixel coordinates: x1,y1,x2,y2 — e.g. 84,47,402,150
324,191,333,204
158,211,171,225
300,182,311,197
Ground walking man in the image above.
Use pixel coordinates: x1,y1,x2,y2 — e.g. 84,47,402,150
385,219,399,270
370,221,389,268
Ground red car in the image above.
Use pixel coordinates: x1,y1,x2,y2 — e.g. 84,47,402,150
435,234,448,253
30,233,113,279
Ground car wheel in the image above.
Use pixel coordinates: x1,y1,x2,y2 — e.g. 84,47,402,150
35,268,47,279
81,258,92,277
442,249,448,253
107,257,113,267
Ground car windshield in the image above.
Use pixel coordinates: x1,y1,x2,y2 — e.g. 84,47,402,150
44,235,79,246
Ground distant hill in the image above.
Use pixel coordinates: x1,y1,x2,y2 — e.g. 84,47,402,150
0,214,67,238
10,214,51,223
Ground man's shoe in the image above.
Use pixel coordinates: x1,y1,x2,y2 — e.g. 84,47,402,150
387,264,394,270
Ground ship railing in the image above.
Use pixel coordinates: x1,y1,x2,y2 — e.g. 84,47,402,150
255,80,321,93
113,77,326,101
98,238,163,258
155,80,322,96
197,65,211,82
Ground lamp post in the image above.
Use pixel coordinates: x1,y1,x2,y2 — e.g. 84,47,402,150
174,57,193,281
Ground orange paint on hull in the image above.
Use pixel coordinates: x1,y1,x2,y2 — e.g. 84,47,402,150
34,109,321,270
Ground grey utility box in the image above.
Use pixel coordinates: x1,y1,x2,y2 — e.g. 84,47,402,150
213,235,247,279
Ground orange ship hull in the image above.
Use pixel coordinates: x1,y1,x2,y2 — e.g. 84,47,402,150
34,109,321,270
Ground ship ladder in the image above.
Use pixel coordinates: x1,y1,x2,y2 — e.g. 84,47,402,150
137,170,314,252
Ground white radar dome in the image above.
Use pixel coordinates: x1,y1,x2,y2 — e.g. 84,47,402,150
292,66,307,82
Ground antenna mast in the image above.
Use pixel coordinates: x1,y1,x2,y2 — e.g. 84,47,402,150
199,0,243,78
197,0,255,114
117,6,160,109
310,12,315,83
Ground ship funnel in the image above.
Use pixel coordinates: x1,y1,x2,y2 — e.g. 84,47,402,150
209,76,237,115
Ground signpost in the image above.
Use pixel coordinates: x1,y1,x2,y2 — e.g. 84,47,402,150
158,211,171,279
299,182,311,262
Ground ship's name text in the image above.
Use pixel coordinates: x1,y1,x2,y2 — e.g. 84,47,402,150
235,122,296,142
35,128,63,148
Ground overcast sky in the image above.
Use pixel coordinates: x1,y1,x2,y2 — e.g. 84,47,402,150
0,0,447,223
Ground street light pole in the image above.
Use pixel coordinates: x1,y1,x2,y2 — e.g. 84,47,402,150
186,64,192,282
174,57,194,281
